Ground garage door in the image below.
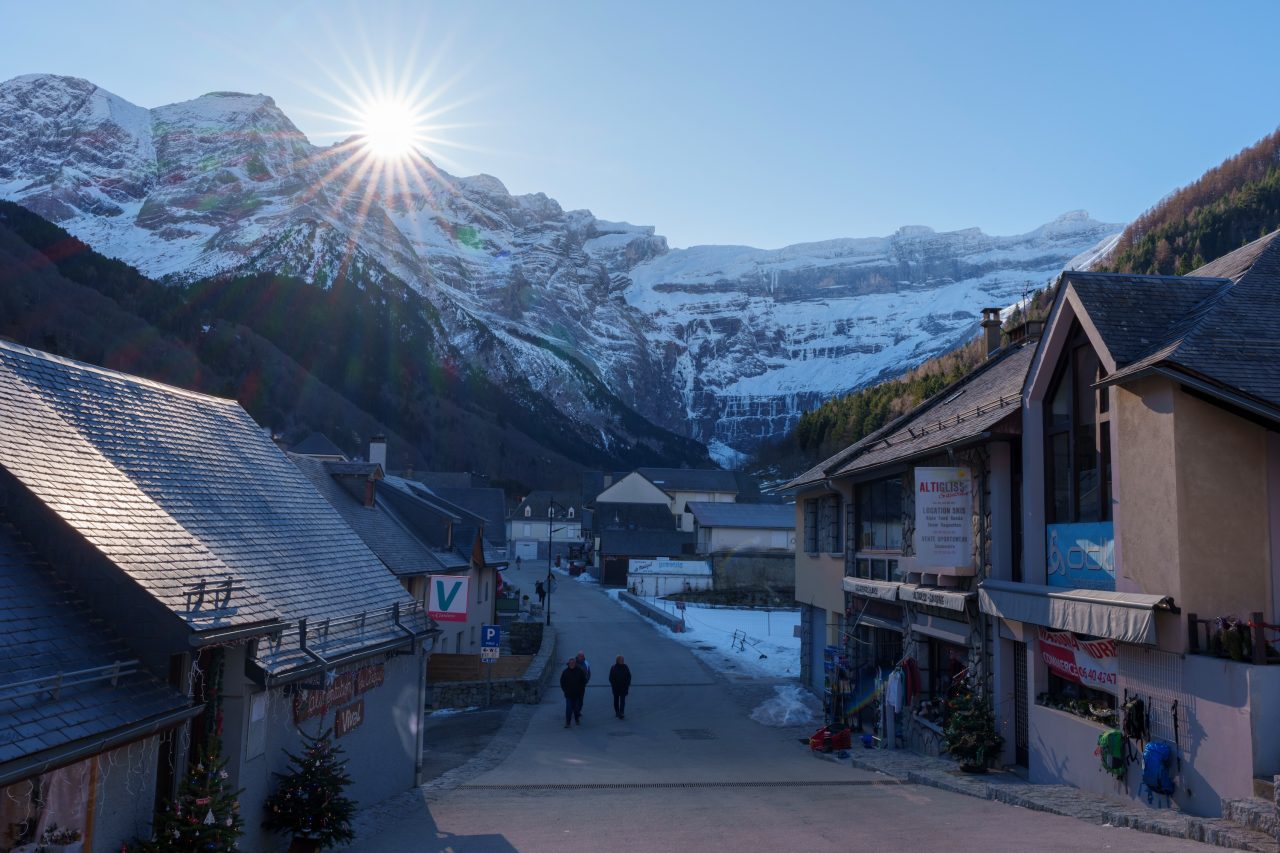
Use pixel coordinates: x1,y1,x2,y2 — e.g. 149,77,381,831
514,540,539,560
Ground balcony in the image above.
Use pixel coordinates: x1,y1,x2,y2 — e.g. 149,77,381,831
1187,611,1280,664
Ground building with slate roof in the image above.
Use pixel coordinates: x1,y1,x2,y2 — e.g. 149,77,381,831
597,467,740,533
379,476,505,656
0,514,195,848
507,490,586,564
0,340,431,851
783,307,1035,756
973,235,1280,816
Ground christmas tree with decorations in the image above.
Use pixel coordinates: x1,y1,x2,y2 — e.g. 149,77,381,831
262,728,357,849
139,648,243,850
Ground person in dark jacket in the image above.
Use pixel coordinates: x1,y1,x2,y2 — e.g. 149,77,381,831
560,657,587,727
608,655,632,719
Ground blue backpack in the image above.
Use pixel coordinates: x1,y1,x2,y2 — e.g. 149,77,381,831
1141,740,1176,800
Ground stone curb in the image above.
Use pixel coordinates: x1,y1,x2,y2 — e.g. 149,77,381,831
841,750,1280,852
618,591,684,631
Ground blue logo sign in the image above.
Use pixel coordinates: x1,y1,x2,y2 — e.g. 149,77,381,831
1047,522,1115,591
481,624,501,648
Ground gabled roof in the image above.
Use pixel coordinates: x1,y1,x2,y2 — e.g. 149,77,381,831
599,529,694,558
1064,232,1280,420
377,477,485,570
0,517,194,772
687,501,795,530
427,486,508,546
592,502,676,532
512,490,583,519
0,341,423,665
786,341,1034,489
636,467,738,494
290,455,447,578
290,432,348,460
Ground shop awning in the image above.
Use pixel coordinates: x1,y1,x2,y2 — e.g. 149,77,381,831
842,577,901,601
898,584,974,612
977,579,1176,645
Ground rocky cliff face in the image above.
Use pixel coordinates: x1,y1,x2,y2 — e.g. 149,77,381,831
0,74,1122,464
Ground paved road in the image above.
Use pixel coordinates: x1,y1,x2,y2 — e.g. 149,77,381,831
347,571,1208,852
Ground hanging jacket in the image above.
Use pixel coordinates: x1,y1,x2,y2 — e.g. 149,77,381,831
886,668,905,712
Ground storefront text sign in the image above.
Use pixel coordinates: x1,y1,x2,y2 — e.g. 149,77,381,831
900,585,971,612
293,662,385,723
429,575,470,622
334,699,365,738
1038,628,1118,694
1046,522,1115,591
914,467,973,568
846,579,900,601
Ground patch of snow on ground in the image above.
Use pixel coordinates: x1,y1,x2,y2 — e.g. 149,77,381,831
607,590,800,679
750,684,821,727
428,706,480,717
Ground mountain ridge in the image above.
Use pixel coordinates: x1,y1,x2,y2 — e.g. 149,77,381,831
0,73,1123,464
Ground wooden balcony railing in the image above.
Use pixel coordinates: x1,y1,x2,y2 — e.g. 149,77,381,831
1187,611,1280,664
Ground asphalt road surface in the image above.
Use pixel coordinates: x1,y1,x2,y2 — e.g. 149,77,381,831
345,571,1208,852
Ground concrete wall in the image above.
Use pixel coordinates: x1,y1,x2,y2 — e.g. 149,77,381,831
221,647,424,852
86,739,161,851
619,591,685,632
711,551,795,589
705,526,795,553
430,565,498,654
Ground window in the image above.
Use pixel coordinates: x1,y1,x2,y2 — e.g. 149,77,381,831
524,506,531,517
856,476,904,552
1045,326,1111,523
470,625,476,646
246,692,268,760
852,556,901,581
819,494,842,553
568,507,575,518
522,523,531,537
803,499,819,553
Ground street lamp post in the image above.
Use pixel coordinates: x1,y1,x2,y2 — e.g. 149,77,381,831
545,499,560,626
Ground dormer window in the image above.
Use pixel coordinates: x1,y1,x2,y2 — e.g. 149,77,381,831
547,506,555,518
568,507,575,519
524,506,531,518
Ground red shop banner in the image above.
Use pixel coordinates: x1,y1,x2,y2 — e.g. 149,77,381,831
1038,628,1118,695
293,662,386,723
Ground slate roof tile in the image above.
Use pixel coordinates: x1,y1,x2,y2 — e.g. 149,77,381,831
0,341,424,660
0,517,192,766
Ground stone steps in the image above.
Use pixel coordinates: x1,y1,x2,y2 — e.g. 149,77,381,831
1223,797,1280,841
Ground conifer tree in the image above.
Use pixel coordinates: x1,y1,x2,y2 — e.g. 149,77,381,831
140,745,245,851
262,729,357,849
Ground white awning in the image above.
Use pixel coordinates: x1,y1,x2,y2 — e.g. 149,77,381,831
898,584,974,612
977,579,1176,645
843,577,901,601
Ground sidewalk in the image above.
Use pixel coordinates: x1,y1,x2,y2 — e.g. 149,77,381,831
823,747,1278,852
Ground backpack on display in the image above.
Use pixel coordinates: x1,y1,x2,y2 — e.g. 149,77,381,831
1096,729,1126,778
1140,740,1176,801
1121,696,1148,743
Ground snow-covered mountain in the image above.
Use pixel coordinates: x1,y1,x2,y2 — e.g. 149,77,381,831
0,74,1122,465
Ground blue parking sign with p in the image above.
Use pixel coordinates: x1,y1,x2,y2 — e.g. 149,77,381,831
482,624,500,647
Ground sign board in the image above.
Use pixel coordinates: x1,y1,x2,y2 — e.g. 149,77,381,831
480,646,499,663
1038,628,1118,694
482,624,501,647
429,575,470,623
628,558,711,576
899,584,972,612
1046,522,1115,591
293,663,385,723
844,578,901,601
334,699,365,738
914,467,973,569
676,601,686,611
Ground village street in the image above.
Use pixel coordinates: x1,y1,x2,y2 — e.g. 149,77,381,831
344,573,1208,852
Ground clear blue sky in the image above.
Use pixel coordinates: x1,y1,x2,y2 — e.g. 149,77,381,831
4,1,1279,248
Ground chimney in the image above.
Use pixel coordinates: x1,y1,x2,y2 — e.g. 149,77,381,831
980,307,1002,358
369,434,387,471
363,478,376,508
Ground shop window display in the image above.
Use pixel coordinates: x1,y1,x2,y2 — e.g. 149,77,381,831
0,759,90,852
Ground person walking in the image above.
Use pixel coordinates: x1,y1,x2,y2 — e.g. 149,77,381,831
560,657,587,727
574,650,591,717
608,655,632,719
516,554,522,570
535,580,546,607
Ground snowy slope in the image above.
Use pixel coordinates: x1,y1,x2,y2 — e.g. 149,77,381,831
0,74,1123,465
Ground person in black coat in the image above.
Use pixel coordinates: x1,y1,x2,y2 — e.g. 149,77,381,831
560,657,587,727
608,655,632,719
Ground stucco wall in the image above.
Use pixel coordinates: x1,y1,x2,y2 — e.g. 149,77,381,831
221,648,423,852
793,486,848,615
1114,378,1181,611
1173,388,1270,625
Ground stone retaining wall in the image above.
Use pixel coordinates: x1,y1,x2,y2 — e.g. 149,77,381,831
428,624,557,708
619,591,684,632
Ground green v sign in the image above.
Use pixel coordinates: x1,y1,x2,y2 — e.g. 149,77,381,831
429,575,469,622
